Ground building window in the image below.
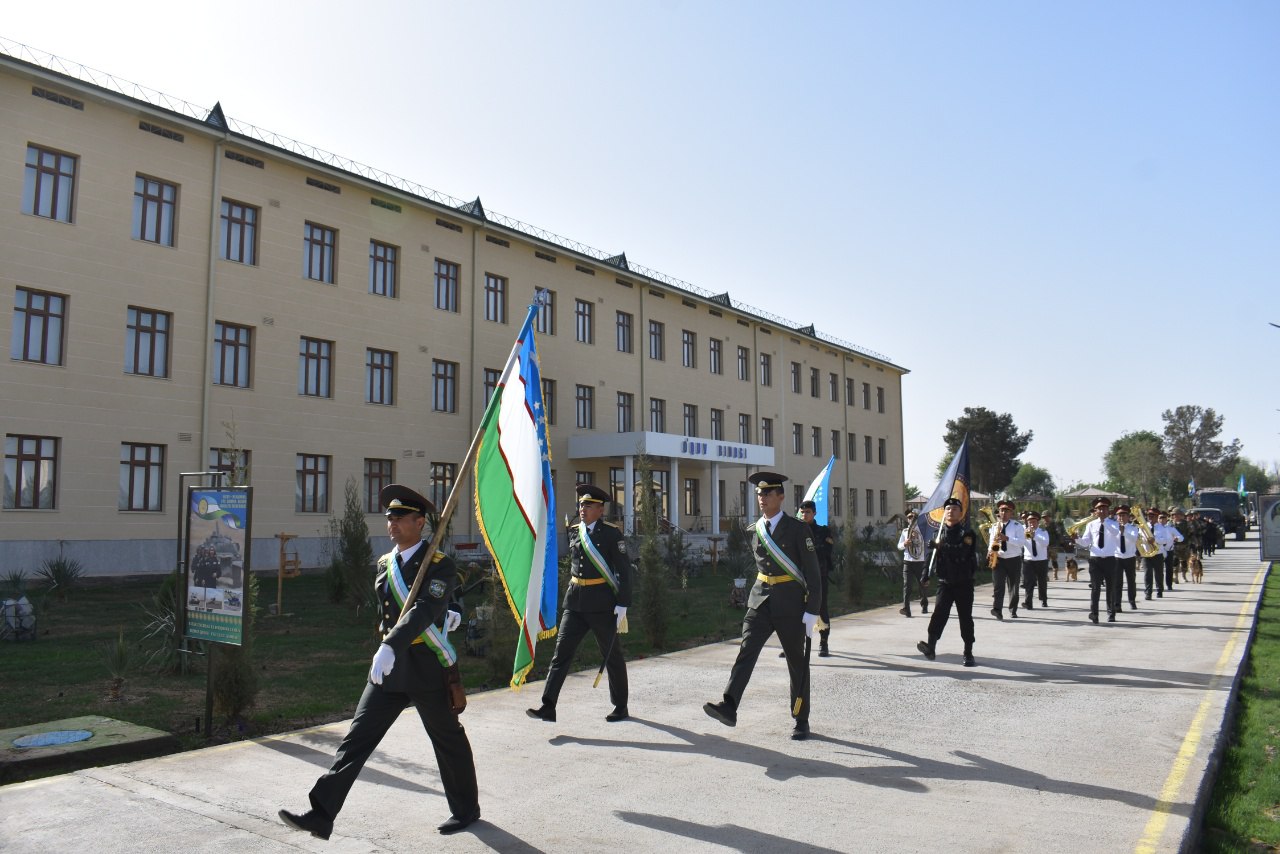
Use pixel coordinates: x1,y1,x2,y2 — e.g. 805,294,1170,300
209,448,250,485
684,478,700,516
576,299,594,344
832,430,841,460
484,273,507,323
791,362,801,393
369,240,398,298
761,418,774,448
811,426,821,457
220,199,258,265
542,377,557,425
482,367,501,407
865,435,873,463
125,306,170,377
4,434,58,509
846,377,855,406
610,467,625,507
435,259,459,312
430,462,455,511
534,290,556,335
298,336,333,397
829,372,839,402
866,489,875,517
710,408,724,441
878,437,887,465
877,386,886,413
738,413,751,444
132,175,176,246
119,442,164,511
650,397,666,433
880,489,889,517
682,403,698,437
648,320,665,361
794,484,805,509
364,458,394,513
367,348,396,405
863,382,871,410
304,222,337,283
759,353,772,387
23,144,76,222
576,471,595,486
296,454,330,513
681,330,697,368
11,287,66,366
617,392,634,433
709,338,723,375
739,481,749,519
737,346,750,381
810,367,820,398
831,487,842,520
432,359,458,412
792,423,803,455
615,311,632,352
576,384,595,429
848,433,857,461
213,321,252,387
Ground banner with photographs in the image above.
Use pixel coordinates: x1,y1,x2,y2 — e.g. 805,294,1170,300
185,486,252,645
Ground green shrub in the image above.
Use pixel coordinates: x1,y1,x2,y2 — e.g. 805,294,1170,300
212,572,259,721
37,553,84,602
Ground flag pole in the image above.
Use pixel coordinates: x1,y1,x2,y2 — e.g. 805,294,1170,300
395,298,543,620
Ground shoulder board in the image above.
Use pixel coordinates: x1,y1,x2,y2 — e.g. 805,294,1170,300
602,521,620,530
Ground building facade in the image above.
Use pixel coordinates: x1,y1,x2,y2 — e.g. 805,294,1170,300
0,51,908,576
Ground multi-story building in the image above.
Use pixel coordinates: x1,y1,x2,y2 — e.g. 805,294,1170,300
0,47,908,575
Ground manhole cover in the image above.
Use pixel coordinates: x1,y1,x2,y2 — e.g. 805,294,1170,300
13,730,94,748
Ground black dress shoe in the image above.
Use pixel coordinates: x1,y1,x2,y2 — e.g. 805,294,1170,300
778,650,786,658
1089,612,1099,623
703,700,737,727
1010,609,1018,618
605,706,629,722
921,601,928,613
899,607,911,617
279,809,333,840
963,653,976,667
526,705,556,722
1107,612,1116,622
1040,600,1048,607
818,646,831,657
990,608,1003,621
916,640,935,660
791,720,810,741
438,805,481,835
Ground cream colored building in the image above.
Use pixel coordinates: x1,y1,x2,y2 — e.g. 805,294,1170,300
0,49,908,576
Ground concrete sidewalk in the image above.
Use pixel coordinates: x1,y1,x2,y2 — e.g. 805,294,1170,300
1,538,1270,853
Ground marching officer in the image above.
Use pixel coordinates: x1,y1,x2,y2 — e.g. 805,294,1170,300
1113,505,1142,611
797,499,835,655
897,510,929,618
527,483,631,723
916,497,979,667
989,500,1027,620
1143,507,1165,600
279,485,480,839
1021,510,1050,610
1076,496,1121,622
704,472,822,740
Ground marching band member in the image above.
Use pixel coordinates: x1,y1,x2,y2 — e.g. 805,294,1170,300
1076,497,1121,622
897,510,928,618
989,500,1027,620
1113,505,1142,612
1021,510,1050,610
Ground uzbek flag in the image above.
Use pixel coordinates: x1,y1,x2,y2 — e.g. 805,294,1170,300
1238,474,1247,497
802,456,835,525
474,295,558,688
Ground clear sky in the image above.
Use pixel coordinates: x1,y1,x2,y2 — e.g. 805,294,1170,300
7,1,1276,493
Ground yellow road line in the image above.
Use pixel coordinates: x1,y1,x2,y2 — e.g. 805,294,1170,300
1134,562,1270,853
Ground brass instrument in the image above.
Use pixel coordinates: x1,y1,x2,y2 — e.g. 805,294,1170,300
1066,514,1094,538
980,506,1002,569
1133,507,1161,558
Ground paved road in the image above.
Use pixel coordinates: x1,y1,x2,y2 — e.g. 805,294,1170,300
1,536,1270,853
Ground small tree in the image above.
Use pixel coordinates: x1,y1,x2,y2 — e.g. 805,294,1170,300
842,521,865,605
212,571,260,722
326,477,377,614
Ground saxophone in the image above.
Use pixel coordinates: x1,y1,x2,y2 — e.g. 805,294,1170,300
980,506,1001,569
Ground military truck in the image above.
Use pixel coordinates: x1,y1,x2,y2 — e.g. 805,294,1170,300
1194,488,1247,540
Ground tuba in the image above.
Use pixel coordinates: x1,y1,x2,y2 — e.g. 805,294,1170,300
1066,514,1094,538
1134,508,1161,558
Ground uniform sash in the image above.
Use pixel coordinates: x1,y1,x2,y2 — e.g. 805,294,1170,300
386,553,457,667
755,517,807,591
578,523,620,594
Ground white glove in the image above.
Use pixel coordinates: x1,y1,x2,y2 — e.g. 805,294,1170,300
369,643,395,685
801,612,819,638
613,605,627,629
444,609,462,633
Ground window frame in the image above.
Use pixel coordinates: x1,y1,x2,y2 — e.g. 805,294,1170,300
431,359,458,413
4,434,58,509
23,143,77,223
219,198,258,265
119,442,165,512
303,221,338,284
213,321,253,388
125,306,171,378
484,273,508,323
576,299,595,344
364,458,394,513
12,286,67,366
366,347,396,406
132,174,177,246
298,336,334,398
296,453,331,513
369,239,399,298
434,259,460,312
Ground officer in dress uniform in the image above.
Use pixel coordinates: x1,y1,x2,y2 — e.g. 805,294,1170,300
1169,508,1191,590
1021,510,1050,610
1113,505,1142,611
279,485,480,839
916,497,978,667
797,499,835,655
527,483,631,723
1076,496,1121,623
704,472,822,741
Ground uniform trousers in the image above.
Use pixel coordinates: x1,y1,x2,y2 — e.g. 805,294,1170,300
926,582,975,648
541,608,627,709
817,570,832,646
1167,546,1185,590
1088,555,1119,616
902,561,928,613
1021,559,1049,606
992,556,1022,614
723,597,809,723
1116,556,1138,607
1143,554,1164,597
308,677,478,823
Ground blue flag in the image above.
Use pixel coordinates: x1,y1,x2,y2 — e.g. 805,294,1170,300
802,456,835,525
916,435,971,545
1188,476,1196,498
1238,474,1247,497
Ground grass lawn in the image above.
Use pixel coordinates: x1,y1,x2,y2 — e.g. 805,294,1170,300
0,561,902,775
